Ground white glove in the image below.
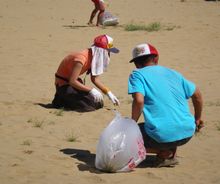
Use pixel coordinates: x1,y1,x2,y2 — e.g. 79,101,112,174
106,91,120,106
89,88,103,103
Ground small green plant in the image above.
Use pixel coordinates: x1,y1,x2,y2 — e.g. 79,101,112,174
23,150,34,154
145,22,161,32
124,22,161,32
53,109,64,116
65,131,77,142
33,119,44,128
164,25,180,31
22,139,32,146
215,121,220,131
27,118,33,123
27,118,44,128
205,100,220,107
48,121,55,125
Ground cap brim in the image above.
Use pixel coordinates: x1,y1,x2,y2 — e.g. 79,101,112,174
129,54,157,63
108,47,120,54
129,55,146,63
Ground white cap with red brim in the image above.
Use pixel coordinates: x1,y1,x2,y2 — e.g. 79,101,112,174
129,43,159,63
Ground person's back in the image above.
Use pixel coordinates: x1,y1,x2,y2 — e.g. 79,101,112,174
55,49,92,87
130,65,196,142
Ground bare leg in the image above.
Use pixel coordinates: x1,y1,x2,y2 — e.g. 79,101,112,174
96,1,105,26
88,8,98,25
147,147,177,159
96,10,104,26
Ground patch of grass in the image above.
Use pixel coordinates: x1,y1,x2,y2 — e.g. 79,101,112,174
22,139,32,146
53,109,64,116
124,22,161,32
27,118,33,123
205,100,220,107
48,121,56,125
33,119,44,128
65,131,77,142
215,121,220,131
23,150,34,154
27,118,44,128
164,25,180,31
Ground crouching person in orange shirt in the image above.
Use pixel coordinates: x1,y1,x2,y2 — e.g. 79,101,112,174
52,35,120,112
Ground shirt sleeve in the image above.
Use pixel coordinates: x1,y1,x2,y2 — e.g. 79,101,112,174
128,71,145,96
74,54,86,66
181,76,196,99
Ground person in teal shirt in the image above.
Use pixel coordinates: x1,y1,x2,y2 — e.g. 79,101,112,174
128,43,204,167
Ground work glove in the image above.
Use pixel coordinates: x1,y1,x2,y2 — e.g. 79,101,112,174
106,91,120,106
89,88,103,103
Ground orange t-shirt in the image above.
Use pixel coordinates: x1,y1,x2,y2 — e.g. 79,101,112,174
55,49,92,87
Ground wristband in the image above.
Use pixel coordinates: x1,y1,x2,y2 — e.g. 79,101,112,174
102,87,110,94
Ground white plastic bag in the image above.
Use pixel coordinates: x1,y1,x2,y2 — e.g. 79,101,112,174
100,11,119,26
95,112,146,172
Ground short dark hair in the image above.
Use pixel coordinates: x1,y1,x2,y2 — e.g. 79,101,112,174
133,54,157,66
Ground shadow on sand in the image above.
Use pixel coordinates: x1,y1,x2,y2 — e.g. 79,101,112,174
60,148,158,173
35,103,55,109
63,25,90,29
60,148,103,174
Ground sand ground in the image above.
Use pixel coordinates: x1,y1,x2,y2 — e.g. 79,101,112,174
0,0,220,184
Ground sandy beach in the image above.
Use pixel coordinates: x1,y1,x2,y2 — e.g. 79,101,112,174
0,0,220,183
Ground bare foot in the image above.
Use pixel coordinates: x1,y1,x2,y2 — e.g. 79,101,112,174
87,22,95,26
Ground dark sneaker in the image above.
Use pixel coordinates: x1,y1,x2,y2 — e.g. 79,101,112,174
154,157,179,168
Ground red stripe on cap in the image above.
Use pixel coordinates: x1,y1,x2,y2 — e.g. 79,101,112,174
94,35,108,49
148,44,158,56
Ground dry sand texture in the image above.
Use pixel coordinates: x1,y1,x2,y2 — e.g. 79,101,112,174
0,0,220,184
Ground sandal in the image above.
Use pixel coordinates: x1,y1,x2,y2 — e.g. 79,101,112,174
154,157,179,168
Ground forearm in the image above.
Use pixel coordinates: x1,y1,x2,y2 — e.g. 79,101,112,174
91,75,109,94
69,62,92,92
131,93,144,122
69,80,92,92
192,88,203,121
132,102,142,122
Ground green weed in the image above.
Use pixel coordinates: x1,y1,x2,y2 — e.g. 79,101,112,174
65,131,77,142
124,22,161,32
33,119,44,128
22,139,32,146
53,109,64,116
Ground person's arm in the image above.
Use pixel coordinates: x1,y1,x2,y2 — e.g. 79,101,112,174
131,92,144,122
69,62,92,92
90,75,106,92
91,75,120,105
191,87,204,131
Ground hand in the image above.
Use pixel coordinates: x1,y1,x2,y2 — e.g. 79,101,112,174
195,119,204,132
106,91,120,106
89,88,103,103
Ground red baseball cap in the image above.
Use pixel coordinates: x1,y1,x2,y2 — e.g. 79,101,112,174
129,43,159,63
93,35,120,53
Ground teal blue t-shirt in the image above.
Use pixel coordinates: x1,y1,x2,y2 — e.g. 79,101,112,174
128,65,196,143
